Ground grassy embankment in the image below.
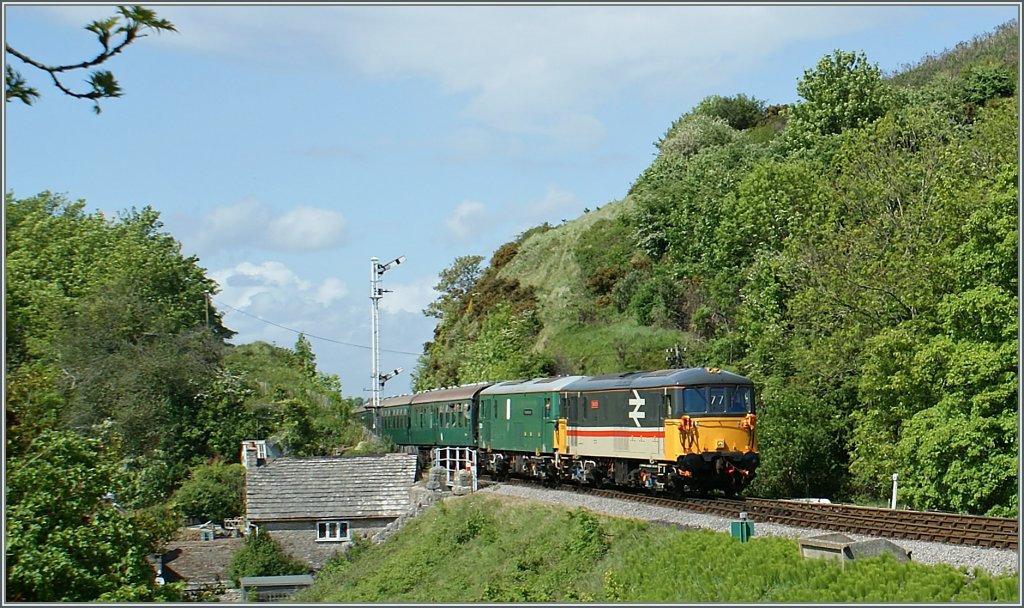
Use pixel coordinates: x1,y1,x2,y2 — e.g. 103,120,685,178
296,493,1019,603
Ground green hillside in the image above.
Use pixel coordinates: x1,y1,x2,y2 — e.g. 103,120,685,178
412,20,1019,516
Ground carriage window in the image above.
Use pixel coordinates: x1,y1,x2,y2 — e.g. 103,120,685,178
683,388,707,414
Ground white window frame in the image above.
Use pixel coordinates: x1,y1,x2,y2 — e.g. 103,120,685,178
316,520,350,542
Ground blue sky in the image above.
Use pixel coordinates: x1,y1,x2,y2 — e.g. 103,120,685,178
4,2,1019,398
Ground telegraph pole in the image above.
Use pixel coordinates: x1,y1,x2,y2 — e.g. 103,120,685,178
370,255,405,432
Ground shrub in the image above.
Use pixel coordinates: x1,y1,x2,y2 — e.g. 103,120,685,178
172,460,244,524
692,93,767,130
226,530,308,587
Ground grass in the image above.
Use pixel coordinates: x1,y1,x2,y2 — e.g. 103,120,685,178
294,493,1019,603
491,196,695,374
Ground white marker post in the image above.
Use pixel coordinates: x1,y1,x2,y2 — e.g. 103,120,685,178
890,473,899,509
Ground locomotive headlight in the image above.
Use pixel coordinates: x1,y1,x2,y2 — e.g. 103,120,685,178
716,440,726,449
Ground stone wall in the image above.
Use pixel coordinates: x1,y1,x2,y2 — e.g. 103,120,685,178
368,475,446,545
261,518,395,571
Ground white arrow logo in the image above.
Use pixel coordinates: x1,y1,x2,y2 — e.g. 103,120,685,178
628,390,646,427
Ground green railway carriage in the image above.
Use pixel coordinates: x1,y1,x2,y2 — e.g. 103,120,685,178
408,383,490,447
478,376,586,480
354,404,375,433
376,393,414,446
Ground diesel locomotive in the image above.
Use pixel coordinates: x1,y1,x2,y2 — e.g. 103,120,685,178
358,367,759,496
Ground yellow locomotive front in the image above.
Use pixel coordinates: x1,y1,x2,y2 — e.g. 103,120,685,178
661,375,759,496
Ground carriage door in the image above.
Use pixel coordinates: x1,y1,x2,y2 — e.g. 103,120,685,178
479,397,492,449
567,394,579,450
542,397,555,452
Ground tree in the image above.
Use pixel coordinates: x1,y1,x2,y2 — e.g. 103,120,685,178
226,530,309,587
6,5,176,113
173,460,246,524
423,255,485,320
785,50,894,148
460,302,549,382
293,333,317,379
5,430,179,602
692,93,767,130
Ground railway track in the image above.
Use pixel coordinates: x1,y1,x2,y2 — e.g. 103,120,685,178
505,478,1019,550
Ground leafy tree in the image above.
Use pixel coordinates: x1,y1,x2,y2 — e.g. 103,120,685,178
414,256,486,390
217,341,353,457
460,302,549,382
423,255,485,320
173,460,246,524
6,5,176,113
785,50,894,148
4,192,231,369
750,378,849,498
54,281,224,461
227,530,309,587
5,430,179,602
293,333,317,379
657,113,736,158
5,192,232,490
692,93,767,130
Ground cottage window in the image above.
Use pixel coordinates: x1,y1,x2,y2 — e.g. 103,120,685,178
317,520,350,542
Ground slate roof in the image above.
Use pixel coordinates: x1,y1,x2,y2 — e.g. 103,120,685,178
246,453,418,522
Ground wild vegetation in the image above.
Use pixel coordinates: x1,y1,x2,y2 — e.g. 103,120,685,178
296,494,1019,603
412,21,1019,517
3,193,368,601
4,19,1017,602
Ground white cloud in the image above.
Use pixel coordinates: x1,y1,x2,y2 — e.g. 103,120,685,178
315,277,349,306
211,260,349,313
527,186,582,221
378,277,439,316
31,5,899,148
187,198,347,255
211,260,310,308
267,206,349,251
443,200,487,242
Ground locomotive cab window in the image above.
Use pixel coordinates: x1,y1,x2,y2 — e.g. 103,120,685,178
730,387,753,413
709,387,727,413
682,387,708,414
680,386,754,415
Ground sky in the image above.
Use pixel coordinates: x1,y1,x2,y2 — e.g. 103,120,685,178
4,2,1019,398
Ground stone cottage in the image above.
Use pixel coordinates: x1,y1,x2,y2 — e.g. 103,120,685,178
243,445,419,570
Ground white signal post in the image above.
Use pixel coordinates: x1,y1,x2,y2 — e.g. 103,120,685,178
370,255,405,432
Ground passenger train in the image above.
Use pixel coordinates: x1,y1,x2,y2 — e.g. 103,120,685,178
357,367,759,496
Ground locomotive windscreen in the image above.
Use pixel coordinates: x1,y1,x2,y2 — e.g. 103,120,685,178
679,385,753,415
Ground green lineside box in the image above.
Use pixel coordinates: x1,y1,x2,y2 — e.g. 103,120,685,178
730,517,754,542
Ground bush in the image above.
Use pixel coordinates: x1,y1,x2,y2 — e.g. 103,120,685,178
658,114,736,157
692,93,767,130
172,460,244,524
226,530,309,587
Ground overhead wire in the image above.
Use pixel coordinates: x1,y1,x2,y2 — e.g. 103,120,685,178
211,297,422,357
